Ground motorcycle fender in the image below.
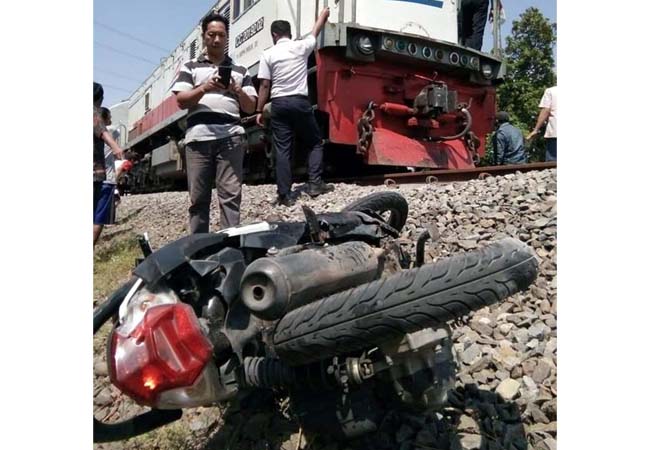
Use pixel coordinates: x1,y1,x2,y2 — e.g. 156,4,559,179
133,233,228,284
239,222,306,250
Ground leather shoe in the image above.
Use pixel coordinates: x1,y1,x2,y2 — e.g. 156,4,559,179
307,181,334,197
277,194,296,207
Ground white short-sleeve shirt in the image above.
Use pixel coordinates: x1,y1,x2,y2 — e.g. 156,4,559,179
539,86,557,139
258,35,316,99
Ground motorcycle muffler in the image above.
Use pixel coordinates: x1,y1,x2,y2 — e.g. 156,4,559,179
240,241,382,320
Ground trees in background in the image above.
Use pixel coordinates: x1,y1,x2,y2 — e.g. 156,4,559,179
497,7,557,162
481,7,556,164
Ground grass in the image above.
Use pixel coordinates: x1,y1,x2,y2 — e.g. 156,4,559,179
93,234,141,302
93,234,197,450
129,421,190,450
93,233,141,369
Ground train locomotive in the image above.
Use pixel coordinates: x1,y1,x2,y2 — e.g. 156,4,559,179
114,0,505,193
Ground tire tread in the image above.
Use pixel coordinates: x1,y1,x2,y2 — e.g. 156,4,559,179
273,238,538,365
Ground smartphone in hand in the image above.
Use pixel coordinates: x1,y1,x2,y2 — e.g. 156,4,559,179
217,66,232,88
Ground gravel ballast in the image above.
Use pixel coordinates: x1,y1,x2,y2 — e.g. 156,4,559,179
94,168,557,450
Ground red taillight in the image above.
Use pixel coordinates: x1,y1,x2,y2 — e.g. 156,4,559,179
108,303,213,406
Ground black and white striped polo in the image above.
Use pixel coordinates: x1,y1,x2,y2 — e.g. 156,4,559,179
172,54,257,143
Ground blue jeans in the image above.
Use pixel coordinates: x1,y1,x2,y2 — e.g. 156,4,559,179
545,138,557,162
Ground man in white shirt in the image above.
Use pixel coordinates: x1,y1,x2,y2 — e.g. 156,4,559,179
527,86,557,162
255,7,333,207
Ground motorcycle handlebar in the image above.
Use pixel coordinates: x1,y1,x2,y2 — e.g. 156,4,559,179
93,277,138,333
93,410,183,443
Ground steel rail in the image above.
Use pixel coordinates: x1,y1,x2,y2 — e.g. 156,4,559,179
330,162,557,186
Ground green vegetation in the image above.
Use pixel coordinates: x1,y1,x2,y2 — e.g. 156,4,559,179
93,235,140,301
497,7,557,162
93,234,196,450
129,421,191,450
93,234,139,358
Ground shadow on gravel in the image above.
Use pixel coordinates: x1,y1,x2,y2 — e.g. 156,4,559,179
196,390,300,450
192,384,526,450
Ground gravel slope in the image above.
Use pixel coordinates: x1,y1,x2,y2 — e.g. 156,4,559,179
94,169,557,450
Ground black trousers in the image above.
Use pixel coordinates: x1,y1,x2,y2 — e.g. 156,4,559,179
458,0,490,51
270,95,324,196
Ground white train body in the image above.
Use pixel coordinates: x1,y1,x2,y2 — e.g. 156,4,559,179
115,0,502,191
231,0,459,72
120,0,470,150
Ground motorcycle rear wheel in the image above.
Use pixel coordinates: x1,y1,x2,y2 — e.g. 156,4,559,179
272,238,537,366
342,192,409,233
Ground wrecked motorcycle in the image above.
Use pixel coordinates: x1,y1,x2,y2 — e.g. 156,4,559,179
93,192,538,442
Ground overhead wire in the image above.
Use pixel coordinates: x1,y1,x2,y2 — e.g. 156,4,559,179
94,20,171,54
99,83,134,94
94,42,160,66
93,68,144,83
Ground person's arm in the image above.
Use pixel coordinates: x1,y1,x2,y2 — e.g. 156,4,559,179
255,79,271,127
102,130,124,159
226,79,256,115
255,54,273,127
172,62,221,109
311,7,330,38
175,77,221,109
232,70,258,115
526,108,550,140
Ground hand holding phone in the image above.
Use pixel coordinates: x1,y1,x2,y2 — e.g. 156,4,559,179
216,66,232,89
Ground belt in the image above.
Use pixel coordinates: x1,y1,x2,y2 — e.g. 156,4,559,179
187,112,240,128
272,94,309,101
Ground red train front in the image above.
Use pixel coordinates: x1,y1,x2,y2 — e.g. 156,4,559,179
232,0,504,174
315,27,501,170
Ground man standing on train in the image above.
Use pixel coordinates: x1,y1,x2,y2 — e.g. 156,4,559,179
255,7,334,207
458,0,500,51
172,12,258,233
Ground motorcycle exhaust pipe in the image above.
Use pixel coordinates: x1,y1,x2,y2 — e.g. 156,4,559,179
240,241,382,320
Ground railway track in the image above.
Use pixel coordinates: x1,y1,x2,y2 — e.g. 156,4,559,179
121,162,556,195
332,162,557,186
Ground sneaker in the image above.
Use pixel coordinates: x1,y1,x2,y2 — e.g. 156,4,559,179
277,194,296,207
307,181,335,197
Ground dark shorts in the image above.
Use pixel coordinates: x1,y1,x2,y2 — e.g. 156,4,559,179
93,183,116,225
94,181,103,213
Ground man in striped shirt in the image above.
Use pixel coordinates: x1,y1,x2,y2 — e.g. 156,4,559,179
172,12,257,233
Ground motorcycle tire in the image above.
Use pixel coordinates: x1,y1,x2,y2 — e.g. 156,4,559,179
342,192,409,233
273,238,537,366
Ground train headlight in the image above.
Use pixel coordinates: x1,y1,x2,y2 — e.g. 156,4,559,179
407,43,418,56
422,46,433,59
481,64,493,79
384,37,394,50
355,35,374,55
396,40,407,52
449,52,460,65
